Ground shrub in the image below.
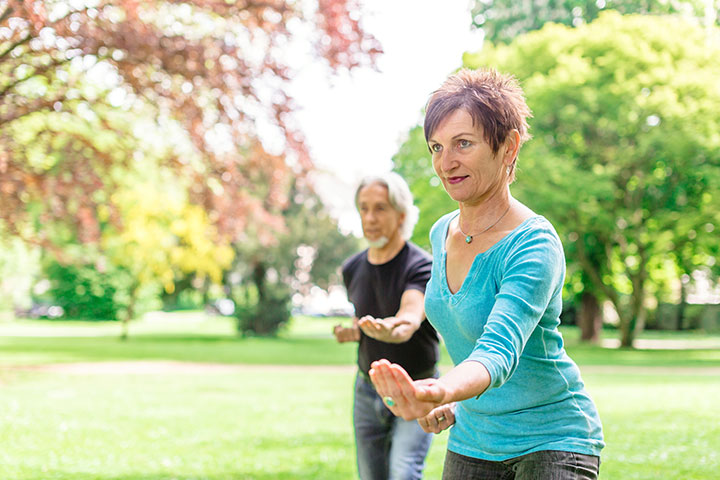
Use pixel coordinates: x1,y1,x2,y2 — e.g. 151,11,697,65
235,282,291,336
45,261,121,320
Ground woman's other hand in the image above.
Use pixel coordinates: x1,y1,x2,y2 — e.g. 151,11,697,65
418,402,456,434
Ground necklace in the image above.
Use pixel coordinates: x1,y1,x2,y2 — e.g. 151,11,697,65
457,205,511,244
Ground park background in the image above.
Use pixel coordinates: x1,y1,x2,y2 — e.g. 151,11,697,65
1,0,719,479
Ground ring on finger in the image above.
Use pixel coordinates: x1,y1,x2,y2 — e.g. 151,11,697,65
436,416,445,423
383,396,396,407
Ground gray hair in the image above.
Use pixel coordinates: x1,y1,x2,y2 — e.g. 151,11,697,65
354,172,419,240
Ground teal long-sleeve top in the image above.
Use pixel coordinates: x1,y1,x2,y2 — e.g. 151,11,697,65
425,212,604,461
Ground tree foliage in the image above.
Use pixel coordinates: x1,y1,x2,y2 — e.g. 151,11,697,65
393,13,720,347
464,12,720,346
0,0,379,249
472,0,719,44
0,0,380,324
231,180,360,336
103,168,235,335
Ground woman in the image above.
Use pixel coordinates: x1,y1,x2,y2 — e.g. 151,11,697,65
369,68,604,479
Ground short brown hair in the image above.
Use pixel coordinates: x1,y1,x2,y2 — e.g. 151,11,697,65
424,68,532,156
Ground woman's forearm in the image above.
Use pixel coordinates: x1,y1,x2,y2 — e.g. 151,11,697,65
437,360,492,404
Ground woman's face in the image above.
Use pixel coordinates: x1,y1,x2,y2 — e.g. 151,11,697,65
427,109,515,205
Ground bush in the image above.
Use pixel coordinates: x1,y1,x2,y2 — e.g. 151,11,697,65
45,261,121,320
235,282,291,336
44,260,161,321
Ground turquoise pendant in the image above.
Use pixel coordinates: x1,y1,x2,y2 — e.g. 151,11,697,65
465,235,473,244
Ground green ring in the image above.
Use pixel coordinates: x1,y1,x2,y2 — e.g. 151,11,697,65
383,396,396,407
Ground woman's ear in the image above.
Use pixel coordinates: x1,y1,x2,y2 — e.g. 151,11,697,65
503,129,521,166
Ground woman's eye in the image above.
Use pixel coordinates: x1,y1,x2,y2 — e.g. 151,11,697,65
458,139,471,148
430,143,442,153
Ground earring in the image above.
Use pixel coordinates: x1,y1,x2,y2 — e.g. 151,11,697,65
506,166,511,175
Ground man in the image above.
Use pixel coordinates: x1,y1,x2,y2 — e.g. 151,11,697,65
334,172,439,480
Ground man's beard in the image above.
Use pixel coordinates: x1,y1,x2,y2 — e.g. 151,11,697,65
366,236,389,249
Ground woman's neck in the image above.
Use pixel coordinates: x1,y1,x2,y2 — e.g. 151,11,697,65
458,188,513,233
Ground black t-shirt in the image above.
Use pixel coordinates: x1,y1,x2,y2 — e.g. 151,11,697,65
342,242,439,379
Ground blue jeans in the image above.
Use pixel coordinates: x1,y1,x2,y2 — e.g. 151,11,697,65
442,449,600,480
353,374,433,480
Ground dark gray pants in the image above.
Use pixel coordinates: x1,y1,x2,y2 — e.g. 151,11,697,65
442,449,600,480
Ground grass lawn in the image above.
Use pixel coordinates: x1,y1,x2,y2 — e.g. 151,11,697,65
1,312,719,479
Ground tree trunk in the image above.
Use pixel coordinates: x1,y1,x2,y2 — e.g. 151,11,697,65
619,244,649,348
120,282,139,341
240,261,267,335
618,310,634,348
678,277,688,330
578,291,602,343
253,262,267,305
619,289,647,348
620,308,648,348
161,276,192,310
120,312,130,341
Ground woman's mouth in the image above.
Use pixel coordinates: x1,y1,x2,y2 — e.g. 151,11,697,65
447,176,467,185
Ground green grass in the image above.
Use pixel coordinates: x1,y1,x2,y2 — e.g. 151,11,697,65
0,314,358,367
3,314,719,369
587,373,720,480
0,370,360,479
1,313,719,479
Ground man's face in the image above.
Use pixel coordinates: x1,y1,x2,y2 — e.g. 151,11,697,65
357,183,404,248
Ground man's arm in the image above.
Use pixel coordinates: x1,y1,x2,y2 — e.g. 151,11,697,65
358,289,425,344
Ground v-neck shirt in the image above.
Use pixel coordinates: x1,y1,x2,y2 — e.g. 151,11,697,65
425,210,604,460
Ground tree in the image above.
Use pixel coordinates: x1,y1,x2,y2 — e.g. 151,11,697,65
472,0,719,44
464,12,720,347
231,179,360,336
0,0,380,319
392,13,720,348
469,0,720,342
1,0,380,241
103,171,235,338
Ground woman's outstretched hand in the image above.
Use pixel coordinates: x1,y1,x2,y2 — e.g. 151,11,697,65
369,359,450,421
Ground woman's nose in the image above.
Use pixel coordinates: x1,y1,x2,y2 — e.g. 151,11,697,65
437,150,455,173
